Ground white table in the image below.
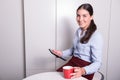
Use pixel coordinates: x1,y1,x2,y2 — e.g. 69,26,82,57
23,72,88,80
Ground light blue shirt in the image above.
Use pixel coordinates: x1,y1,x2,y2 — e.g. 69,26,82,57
62,28,103,75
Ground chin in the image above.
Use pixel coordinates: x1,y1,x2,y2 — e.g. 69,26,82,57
80,26,85,28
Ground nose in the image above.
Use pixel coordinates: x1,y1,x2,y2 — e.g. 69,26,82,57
77,16,82,22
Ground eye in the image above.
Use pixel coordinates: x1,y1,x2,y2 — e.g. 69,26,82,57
77,14,80,17
83,14,87,17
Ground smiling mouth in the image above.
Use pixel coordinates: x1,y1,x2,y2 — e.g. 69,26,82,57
79,22,84,25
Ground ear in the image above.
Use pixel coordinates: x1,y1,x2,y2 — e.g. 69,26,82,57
90,15,93,20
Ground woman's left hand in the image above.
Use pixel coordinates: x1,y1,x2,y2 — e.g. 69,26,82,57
70,67,86,79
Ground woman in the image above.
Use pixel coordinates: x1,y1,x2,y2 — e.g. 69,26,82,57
52,3,103,80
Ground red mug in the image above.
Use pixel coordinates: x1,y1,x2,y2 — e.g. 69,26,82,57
63,66,74,79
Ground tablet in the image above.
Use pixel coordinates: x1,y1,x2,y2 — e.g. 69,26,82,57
48,49,66,61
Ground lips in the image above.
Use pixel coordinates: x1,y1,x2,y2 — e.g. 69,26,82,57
79,22,84,26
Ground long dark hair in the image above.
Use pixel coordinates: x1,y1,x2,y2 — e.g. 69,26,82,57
77,3,97,44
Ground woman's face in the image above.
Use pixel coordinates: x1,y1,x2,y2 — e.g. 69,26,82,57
76,8,93,30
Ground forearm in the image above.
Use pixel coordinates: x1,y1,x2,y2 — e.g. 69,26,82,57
62,47,74,58
84,61,101,75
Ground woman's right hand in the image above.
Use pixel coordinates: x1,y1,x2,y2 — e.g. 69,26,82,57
52,49,62,57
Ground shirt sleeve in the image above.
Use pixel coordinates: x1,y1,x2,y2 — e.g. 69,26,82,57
84,32,103,75
62,47,74,58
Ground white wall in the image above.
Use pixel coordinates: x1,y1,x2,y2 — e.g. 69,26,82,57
24,0,56,76
0,0,24,80
107,0,120,80
0,0,120,80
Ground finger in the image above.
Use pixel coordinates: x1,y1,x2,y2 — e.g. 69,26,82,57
52,50,57,54
52,49,56,52
74,69,80,73
70,73,76,76
71,75,77,79
74,69,79,72
73,67,79,70
73,67,78,69
71,74,81,79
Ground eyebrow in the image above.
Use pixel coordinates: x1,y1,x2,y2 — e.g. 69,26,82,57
76,13,89,16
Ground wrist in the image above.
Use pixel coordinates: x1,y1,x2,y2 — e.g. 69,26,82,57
81,67,86,75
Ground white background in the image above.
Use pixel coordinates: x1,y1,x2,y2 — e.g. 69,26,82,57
0,0,120,80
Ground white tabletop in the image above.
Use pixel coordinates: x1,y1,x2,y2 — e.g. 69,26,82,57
23,72,88,80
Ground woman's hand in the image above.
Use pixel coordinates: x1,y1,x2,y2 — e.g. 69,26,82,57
52,49,62,57
71,67,86,79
